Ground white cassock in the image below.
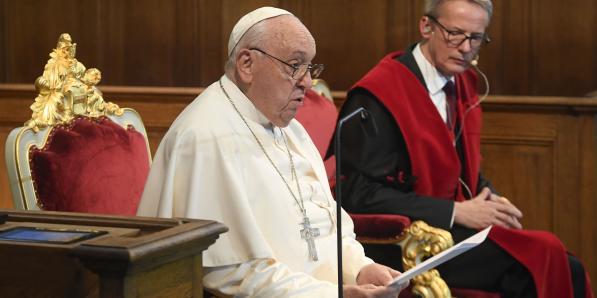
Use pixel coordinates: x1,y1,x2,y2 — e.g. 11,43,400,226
137,74,373,297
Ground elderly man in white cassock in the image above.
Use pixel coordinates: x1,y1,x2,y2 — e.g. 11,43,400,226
137,6,405,298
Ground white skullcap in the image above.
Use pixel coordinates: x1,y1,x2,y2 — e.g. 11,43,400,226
227,6,293,56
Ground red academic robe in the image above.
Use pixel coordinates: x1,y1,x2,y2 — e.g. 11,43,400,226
354,51,592,298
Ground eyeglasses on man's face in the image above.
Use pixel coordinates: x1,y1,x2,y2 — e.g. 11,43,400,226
426,15,490,48
250,48,324,80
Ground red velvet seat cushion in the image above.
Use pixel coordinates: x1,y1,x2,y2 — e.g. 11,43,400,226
350,213,411,239
30,116,150,215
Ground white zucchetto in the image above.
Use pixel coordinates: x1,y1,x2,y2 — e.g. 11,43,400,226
227,7,293,56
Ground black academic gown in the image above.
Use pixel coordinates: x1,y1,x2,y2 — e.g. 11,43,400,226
334,48,587,297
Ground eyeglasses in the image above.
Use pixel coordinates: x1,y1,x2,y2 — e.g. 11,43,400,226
250,48,324,80
426,15,490,48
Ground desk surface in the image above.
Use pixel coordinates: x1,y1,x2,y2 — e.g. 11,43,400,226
0,209,227,298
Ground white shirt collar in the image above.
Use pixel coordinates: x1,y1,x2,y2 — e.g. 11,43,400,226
412,43,454,95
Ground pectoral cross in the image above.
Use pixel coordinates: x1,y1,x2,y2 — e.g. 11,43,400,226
300,216,320,261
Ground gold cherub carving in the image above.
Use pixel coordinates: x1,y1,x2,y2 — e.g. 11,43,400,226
26,33,123,132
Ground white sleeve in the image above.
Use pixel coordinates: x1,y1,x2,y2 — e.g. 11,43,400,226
203,259,338,297
342,237,374,284
341,209,375,284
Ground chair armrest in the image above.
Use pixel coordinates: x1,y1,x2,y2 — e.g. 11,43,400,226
348,213,455,298
401,221,453,269
401,221,454,298
350,213,411,242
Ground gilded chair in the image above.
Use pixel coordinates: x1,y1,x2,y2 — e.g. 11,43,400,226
5,33,151,215
296,80,456,298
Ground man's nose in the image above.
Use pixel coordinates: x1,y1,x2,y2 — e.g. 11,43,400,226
458,38,473,52
296,71,312,89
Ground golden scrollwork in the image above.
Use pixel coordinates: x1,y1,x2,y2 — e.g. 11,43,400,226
25,33,123,132
401,221,454,298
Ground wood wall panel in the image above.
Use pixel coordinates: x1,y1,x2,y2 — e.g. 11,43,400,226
478,97,597,290
302,1,389,90
197,1,225,86
484,0,532,95
480,111,586,249
1,0,595,96
580,115,597,272
481,139,555,232
2,1,95,83
0,128,13,209
0,2,5,82
531,0,596,96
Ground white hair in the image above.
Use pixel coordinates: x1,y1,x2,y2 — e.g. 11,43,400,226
225,20,268,73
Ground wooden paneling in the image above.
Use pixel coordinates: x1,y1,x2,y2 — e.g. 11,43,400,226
0,1,5,83
0,128,13,209
300,1,391,90
479,97,597,291
530,0,595,95
485,1,532,94
1,0,595,95
481,137,555,231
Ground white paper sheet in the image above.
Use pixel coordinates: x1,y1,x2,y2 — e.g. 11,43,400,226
389,226,492,289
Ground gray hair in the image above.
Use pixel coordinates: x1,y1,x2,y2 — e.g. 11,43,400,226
225,20,268,73
424,0,493,19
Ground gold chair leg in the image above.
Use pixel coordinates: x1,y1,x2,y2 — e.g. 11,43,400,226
400,221,454,298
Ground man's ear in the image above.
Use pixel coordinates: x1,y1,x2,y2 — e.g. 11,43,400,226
420,16,433,39
236,49,254,84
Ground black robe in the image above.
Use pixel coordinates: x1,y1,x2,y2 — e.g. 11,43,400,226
332,49,588,297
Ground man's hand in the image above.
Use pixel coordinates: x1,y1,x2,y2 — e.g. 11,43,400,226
454,187,523,229
356,263,400,286
343,263,406,298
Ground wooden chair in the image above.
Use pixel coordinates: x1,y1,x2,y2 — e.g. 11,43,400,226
5,33,151,215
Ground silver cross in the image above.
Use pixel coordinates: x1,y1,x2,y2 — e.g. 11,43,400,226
300,216,320,261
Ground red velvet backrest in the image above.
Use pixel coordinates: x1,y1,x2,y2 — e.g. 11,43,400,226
295,89,338,179
298,88,415,241
29,116,150,215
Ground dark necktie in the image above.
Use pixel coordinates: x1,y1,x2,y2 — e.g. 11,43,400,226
443,81,457,132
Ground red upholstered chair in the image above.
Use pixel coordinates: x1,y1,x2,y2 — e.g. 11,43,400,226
5,33,150,216
297,80,463,297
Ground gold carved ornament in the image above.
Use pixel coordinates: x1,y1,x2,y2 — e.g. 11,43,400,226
402,221,454,298
356,220,455,297
26,33,123,132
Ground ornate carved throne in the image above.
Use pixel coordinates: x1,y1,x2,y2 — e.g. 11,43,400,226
5,33,151,215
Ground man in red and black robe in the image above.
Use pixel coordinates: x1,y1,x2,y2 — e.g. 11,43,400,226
333,0,592,297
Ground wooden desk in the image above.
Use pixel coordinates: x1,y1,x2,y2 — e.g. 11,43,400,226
0,209,227,298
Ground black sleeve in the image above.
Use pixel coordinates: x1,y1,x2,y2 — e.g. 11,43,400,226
337,88,455,230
